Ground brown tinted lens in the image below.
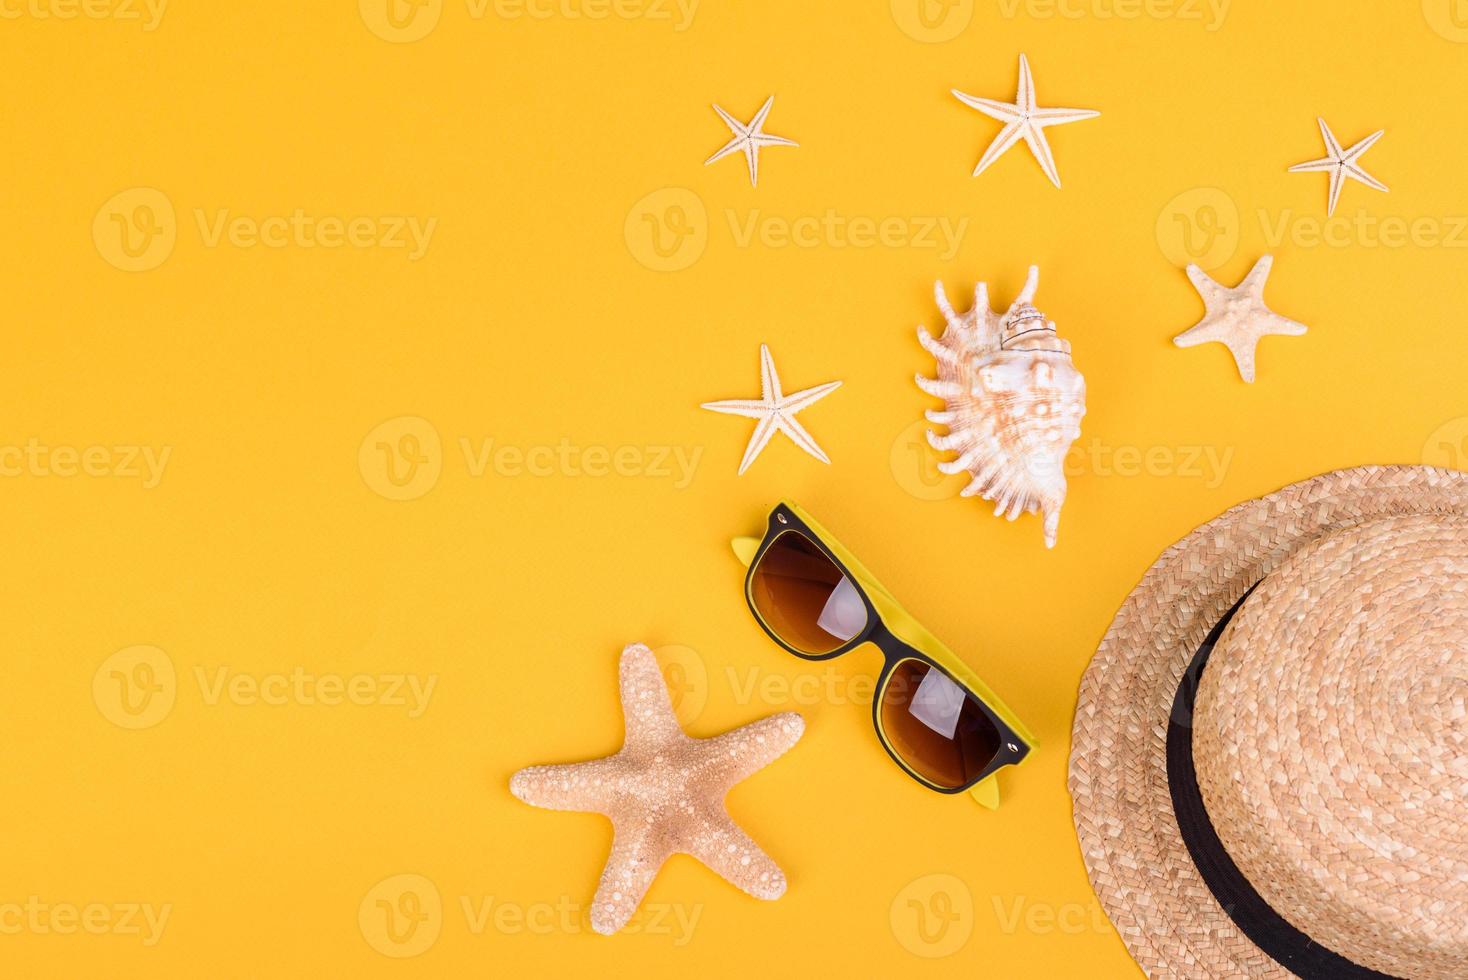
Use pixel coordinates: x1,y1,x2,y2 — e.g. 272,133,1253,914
880,659,1002,789
749,530,869,655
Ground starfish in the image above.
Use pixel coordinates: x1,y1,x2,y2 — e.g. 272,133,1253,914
1288,117,1388,217
704,96,798,187
510,644,804,936
701,344,841,475
1173,256,1308,384
952,53,1099,188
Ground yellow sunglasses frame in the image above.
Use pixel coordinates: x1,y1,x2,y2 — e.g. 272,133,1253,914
733,500,1037,809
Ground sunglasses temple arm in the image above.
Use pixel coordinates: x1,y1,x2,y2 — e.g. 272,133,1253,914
730,537,761,568
969,773,1000,810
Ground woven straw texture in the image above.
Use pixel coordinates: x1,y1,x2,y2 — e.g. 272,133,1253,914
1069,465,1468,979
1195,513,1468,977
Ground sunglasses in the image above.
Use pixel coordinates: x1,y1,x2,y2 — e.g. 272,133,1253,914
732,501,1035,808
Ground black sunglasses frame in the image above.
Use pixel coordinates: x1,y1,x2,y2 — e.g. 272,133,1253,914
741,503,1030,794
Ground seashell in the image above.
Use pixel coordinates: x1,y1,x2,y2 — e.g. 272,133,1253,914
915,266,1086,548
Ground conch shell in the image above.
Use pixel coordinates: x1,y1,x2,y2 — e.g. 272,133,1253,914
915,266,1086,548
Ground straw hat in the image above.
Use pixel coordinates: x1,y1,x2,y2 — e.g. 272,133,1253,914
1070,466,1468,979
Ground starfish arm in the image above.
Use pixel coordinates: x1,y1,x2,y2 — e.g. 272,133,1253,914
736,414,778,475
617,644,686,754
1317,117,1343,158
1030,107,1100,125
1240,254,1275,294
1021,124,1064,188
1327,168,1345,217
687,813,788,901
743,144,760,187
1342,129,1384,160
1184,263,1229,305
510,758,617,812
951,90,1022,123
590,821,674,936
1343,162,1388,192
701,398,774,419
759,343,781,401
696,712,805,782
751,134,799,149
972,120,1025,177
711,103,746,135
1287,156,1338,173
749,95,776,132
774,413,831,465
704,136,744,166
1172,321,1261,382
777,380,841,414
1227,339,1259,384
1268,315,1309,337
1172,317,1222,348
1016,53,1035,113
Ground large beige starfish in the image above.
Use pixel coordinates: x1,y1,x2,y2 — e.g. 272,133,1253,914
510,644,804,935
1288,117,1387,217
1173,256,1308,383
701,344,841,475
952,53,1100,188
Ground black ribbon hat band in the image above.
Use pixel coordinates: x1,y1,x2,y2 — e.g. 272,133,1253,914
1165,588,1399,980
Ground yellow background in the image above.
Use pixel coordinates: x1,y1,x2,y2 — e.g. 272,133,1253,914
4,0,1466,975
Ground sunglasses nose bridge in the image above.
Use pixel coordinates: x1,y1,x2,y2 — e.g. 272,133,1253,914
865,627,910,699
865,618,896,652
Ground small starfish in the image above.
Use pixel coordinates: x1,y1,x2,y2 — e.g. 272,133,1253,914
510,644,804,935
704,96,798,187
1288,117,1388,217
952,53,1100,188
702,344,841,475
1173,256,1308,383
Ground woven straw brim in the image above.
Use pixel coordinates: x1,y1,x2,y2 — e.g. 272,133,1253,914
1069,465,1468,979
